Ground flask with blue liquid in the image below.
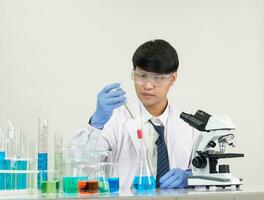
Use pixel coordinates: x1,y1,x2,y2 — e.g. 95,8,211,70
133,129,156,192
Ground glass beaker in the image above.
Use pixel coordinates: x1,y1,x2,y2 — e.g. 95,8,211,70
103,162,119,193
39,171,59,194
78,165,98,194
133,149,156,191
83,150,112,194
82,150,112,166
76,150,112,195
62,144,87,194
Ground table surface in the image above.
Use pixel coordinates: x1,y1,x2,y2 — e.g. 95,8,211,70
0,185,264,200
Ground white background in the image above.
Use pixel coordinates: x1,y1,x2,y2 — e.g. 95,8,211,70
0,0,263,187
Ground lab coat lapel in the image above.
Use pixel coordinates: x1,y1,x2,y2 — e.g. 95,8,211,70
167,108,185,168
124,119,141,157
167,112,175,166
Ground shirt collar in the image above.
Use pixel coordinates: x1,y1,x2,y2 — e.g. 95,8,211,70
140,101,169,126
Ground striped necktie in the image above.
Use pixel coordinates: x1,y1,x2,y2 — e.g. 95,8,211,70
149,120,170,187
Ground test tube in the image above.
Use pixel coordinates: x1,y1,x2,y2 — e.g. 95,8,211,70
0,128,6,190
54,133,63,192
15,130,28,190
0,128,5,159
38,118,48,188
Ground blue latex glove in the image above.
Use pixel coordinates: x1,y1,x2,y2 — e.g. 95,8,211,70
91,83,126,129
159,168,192,189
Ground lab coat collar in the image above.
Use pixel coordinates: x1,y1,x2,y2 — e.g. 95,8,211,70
140,101,169,126
124,99,170,157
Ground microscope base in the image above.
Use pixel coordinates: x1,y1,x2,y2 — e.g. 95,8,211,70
188,173,243,188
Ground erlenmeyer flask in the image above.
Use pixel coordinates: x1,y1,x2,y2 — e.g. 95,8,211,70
133,130,155,191
96,162,110,193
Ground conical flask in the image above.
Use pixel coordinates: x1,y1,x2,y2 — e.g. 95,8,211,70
96,162,110,193
133,129,156,191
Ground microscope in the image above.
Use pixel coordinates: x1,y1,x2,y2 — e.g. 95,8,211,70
180,110,244,189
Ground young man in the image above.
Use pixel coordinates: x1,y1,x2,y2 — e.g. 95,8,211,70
71,39,195,189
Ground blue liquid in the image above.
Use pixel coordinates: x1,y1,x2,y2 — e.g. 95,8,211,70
133,176,156,191
0,152,6,190
15,160,27,189
107,177,119,193
63,176,88,193
0,153,27,190
0,157,6,190
0,151,5,160
38,153,48,189
5,160,11,190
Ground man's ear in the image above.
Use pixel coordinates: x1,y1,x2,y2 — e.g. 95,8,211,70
170,72,177,86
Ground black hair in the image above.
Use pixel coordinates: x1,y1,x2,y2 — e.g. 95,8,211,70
132,39,179,74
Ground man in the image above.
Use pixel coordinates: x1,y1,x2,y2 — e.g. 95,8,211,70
71,39,195,189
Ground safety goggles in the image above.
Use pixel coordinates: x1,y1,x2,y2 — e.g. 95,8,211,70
131,70,173,87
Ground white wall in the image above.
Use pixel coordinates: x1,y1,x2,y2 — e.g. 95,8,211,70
0,0,263,187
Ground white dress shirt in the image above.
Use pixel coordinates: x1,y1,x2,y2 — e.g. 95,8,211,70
140,102,169,178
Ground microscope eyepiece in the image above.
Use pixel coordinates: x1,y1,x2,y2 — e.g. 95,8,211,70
180,110,211,131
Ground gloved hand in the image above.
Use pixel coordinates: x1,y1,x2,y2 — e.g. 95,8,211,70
91,83,126,129
159,168,192,189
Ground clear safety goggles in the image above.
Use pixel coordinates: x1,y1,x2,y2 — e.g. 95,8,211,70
131,70,173,87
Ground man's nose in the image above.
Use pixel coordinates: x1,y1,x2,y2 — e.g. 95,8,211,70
143,79,154,90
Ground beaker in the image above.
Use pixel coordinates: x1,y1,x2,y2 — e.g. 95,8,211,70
82,150,112,166
83,150,112,193
83,150,112,194
62,144,87,193
133,149,155,191
102,162,119,193
77,165,98,194
76,150,112,195
39,170,59,194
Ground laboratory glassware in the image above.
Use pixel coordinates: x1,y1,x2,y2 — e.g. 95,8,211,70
62,144,87,194
133,130,156,191
38,118,48,188
39,170,59,194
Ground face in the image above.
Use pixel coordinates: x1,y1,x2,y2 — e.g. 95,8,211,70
132,67,177,109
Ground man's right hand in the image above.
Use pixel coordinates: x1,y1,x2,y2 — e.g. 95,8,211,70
90,83,126,129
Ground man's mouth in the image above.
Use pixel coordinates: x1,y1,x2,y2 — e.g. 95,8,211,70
142,92,155,97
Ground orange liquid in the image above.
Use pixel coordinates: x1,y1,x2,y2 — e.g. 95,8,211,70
78,180,98,194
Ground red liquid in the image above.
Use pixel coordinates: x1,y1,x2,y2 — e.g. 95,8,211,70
78,180,98,194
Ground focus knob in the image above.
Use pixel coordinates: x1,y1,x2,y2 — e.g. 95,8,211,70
192,155,207,168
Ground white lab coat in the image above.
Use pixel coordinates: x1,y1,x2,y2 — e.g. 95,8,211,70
70,100,196,189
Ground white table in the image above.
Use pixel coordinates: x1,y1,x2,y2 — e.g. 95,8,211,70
1,186,263,200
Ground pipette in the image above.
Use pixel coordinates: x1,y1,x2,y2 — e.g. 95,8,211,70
124,102,136,119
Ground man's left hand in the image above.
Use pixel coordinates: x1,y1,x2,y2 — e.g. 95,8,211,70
159,168,192,189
